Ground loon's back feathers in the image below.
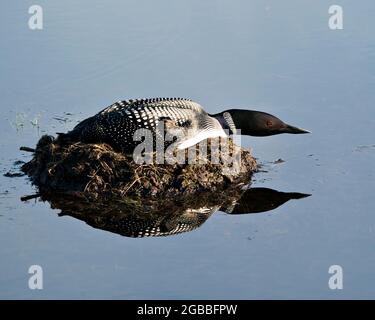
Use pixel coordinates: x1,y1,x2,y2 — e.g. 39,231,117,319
65,98,226,153
63,97,309,153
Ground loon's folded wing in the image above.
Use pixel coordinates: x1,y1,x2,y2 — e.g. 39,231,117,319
177,115,228,150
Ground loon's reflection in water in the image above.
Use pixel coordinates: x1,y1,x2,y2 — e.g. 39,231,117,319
25,188,310,238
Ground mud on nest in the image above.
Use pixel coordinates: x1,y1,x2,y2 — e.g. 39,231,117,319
21,134,258,201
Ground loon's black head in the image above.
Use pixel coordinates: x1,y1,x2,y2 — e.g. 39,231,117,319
218,109,310,137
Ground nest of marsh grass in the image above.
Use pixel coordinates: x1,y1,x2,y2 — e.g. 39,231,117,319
21,134,257,201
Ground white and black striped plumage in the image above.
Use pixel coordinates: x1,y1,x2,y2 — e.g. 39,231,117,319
65,97,310,153
67,97,227,153
66,205,218,238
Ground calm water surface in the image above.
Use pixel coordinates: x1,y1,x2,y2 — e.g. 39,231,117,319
0,0,375,299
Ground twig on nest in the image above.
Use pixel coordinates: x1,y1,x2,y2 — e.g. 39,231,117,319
20,193,41,201
20,147,36,153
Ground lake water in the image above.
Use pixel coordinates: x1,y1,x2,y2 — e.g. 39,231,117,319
0,0,374,299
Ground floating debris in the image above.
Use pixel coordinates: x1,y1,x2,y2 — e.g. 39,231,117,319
355,145,375,152
3,171,24,178
273,158,285,164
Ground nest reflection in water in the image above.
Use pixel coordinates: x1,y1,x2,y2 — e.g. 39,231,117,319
23,187,310,238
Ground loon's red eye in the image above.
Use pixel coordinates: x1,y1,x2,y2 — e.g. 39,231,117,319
266,120,273,127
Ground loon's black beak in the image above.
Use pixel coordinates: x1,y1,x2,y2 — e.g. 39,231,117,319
224,188,311,215
283,124,311,134
285,192,312,199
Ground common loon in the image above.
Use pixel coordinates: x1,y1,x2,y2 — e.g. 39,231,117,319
64,97,309,153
